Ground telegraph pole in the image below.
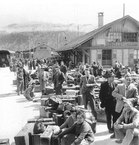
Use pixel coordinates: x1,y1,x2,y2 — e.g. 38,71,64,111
123,3,125,17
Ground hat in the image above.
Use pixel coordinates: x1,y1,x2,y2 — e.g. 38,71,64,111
103,70,115,78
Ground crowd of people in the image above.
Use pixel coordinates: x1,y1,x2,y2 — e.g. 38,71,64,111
11,57,139,145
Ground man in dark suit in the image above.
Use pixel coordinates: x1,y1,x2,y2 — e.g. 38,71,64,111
114,100,139,145
99,70,119,134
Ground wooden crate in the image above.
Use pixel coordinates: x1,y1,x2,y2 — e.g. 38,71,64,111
14,123,34,145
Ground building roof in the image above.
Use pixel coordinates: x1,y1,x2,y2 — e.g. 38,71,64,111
57,15,139,52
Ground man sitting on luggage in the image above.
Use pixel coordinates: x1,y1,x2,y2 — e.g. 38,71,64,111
60,107,77,130
114,99,139,145
57,110,94,145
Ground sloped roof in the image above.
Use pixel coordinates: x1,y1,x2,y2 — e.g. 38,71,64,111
57,15,139,52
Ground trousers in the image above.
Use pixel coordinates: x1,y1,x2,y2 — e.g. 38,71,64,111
82,92,97,120
115,128,139,145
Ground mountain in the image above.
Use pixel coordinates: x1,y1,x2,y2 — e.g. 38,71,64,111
0,22,96,52
2,22,96,33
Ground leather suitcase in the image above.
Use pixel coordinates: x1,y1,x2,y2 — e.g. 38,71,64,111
41,98,49,106
13,80,17,85
40,125,59,145
14,123,34,145
53,113,64,126
28,133,40,145
40,106,52,118
34,85,41,92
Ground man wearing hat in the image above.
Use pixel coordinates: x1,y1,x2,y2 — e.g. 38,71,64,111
114,100,139,144
99,70,119,134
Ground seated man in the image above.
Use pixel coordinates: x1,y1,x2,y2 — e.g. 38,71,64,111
114,100,139,145
60,107,77,130
57,110,94,145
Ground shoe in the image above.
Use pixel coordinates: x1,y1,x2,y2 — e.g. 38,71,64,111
110,133,115,139
115,139,122,144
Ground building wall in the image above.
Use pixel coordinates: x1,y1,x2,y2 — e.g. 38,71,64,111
89,18,139,67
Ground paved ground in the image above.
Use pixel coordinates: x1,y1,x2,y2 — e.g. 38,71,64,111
0,67,119,145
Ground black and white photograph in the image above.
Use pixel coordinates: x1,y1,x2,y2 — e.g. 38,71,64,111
0,0,139,145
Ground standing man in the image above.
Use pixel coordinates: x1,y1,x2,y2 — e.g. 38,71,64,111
60,61,67,76
99,70,118,134
53,66,66,95
80,68,97,120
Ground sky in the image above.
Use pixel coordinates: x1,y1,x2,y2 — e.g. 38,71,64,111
0,0,139,27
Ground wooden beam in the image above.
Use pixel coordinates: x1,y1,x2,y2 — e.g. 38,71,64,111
82,49,89,57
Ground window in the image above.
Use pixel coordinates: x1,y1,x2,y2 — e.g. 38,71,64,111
122,33,138,42
107,32,122,42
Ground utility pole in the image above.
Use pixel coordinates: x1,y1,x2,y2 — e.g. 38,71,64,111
123,3,125,17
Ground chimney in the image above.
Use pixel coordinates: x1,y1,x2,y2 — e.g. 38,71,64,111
98,12,104,28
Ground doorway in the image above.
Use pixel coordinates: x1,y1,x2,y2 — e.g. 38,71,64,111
102,49,112,66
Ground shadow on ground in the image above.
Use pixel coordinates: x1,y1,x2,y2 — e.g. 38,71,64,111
95,131,109,137
24,103,40,111
16,97,29,103
0,92,17,98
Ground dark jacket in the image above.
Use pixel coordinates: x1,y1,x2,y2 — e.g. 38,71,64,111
99,81,117,109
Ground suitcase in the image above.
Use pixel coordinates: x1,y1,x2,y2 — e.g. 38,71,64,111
40,106,52,118
34,85,41,92
53,113,64,126
27,118,53,123
28,133,40,145
14,123,34,145
13,80,17,85
44,87,54,95
41,98,49,106
0,138,10,145
40,125,59,145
